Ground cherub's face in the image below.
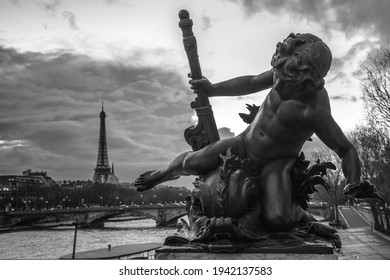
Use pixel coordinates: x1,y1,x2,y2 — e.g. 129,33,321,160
271,38,310,100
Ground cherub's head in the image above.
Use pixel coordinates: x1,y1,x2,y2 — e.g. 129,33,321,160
271,33,332,93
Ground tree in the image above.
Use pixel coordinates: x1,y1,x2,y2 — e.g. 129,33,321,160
348,125,390,233
311,146,346,202
348,125,390,203
352,44,390,233
311,146,347,224
358,44,390,128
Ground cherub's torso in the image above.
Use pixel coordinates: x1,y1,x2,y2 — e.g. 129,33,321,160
242,88,327,167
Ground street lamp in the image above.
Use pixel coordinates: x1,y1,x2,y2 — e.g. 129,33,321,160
334,185,340,227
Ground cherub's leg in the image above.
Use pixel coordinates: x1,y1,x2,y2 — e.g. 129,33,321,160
259,158,296,232
135,136,243,191
259,158,317,232
135,151,191,192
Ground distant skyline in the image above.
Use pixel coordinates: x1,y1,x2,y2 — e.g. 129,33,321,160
0,0,389,186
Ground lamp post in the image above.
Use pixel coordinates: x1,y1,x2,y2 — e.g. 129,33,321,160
334,185,340,227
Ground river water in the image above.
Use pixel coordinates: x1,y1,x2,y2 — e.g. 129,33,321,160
0,219,177,259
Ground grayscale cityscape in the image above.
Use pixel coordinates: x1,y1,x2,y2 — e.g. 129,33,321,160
0,3,389,278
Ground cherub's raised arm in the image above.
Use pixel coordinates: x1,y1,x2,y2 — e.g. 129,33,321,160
190,68,274,97
310,104,361,185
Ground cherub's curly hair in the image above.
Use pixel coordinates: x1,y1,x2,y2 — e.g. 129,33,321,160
271,33,332,91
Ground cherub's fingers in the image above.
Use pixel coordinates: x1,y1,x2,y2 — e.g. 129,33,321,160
136,186,147,192
135,176,144,181
189,79,203,85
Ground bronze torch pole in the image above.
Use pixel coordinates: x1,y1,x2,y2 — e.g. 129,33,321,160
178,10,220,151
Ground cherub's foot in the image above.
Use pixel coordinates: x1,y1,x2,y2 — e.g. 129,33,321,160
134,170,162,192
134,170,179,192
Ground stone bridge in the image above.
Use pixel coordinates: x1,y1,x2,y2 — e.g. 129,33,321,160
0,205,187,228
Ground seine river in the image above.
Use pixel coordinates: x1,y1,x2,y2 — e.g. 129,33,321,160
0,219,177,259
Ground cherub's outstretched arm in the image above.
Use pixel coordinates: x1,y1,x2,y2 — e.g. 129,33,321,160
190,68,274,97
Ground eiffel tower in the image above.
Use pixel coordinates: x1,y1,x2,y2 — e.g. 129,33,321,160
93,103,118,183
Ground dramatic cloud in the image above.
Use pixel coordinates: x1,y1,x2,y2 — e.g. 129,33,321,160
0,45,193,182
330,40,378,79
62,11,79,30
218,127,235,139
229,0,389,84
37,0,61,16
229,0,390,42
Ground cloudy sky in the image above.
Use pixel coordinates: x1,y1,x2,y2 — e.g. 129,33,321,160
0,0,388,186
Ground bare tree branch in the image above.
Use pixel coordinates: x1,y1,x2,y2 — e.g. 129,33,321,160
359,45,390,128
348,125,390,203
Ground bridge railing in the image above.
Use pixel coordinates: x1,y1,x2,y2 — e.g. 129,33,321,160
0,204,187,228
1,204,185,216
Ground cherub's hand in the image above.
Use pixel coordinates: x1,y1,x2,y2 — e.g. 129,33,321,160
188,73,214,96
343,180,384,201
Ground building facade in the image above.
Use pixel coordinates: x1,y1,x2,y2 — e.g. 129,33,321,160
0,170,55,211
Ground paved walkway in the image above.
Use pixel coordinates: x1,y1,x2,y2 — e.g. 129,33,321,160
336,206,390,259
337,227,390,259
338,206,371,227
